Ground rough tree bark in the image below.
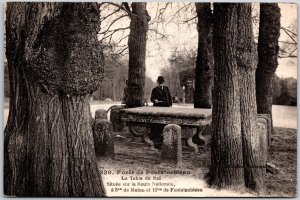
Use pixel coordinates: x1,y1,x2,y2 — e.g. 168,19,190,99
209,3,265,193
194,3,214,108
126,3,150,108
5,2,105,196
256,4,281,133
237,4,265,193
209,4,244,189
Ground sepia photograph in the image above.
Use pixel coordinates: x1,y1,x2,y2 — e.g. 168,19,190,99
3,2,297,197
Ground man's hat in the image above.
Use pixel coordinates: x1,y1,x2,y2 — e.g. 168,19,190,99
157,76,165,84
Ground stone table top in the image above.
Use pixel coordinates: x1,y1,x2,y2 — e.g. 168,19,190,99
120,106,212,126
120,106,212,119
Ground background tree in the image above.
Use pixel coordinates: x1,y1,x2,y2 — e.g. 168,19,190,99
99,3,158,106
194,3,214,108
5,2,105,196
210,3,265,193
272,74,282,101
91,54,154,101
273,76,297,106
126,2,151,107
98,3,169,61
92,55,128,101
162,49,196,97
256,3,281,133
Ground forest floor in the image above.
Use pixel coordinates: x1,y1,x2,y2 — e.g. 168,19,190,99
92,101,297,197
97,126,297,197
3,100,297,197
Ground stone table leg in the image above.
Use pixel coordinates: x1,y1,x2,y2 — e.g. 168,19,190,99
142,133,155,150
187,138,199,153
128,123,155,150
182,126,198,153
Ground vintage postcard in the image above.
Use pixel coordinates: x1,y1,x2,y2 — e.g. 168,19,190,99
3,2,297,197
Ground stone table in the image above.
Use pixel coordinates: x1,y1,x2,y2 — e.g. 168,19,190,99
120,106,212,152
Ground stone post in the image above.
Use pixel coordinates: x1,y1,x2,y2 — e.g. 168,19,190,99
95,109,107,120
161,124,182,166
258,114,271,148
110,105,125,132
93,119,115,158
256,117,268,165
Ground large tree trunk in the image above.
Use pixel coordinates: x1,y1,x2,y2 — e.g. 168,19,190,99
126,3,150,108
209,4,244,189
194,3,214,108
5,3,105,196
210,3,265,193
237,4,265,193
256,3,281,133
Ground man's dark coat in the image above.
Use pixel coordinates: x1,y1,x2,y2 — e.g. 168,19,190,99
150,86,172,107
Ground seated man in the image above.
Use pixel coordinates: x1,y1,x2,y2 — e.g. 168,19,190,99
149,76,172,149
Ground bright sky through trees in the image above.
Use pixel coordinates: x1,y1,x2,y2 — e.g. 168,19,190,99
100,3,297,81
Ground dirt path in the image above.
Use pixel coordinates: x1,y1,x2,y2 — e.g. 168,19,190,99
97,127,296,197
98,137,254,197
3,100,296,196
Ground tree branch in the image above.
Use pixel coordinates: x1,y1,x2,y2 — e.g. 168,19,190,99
281,26,297,36
183,15,197,23
281,27,297,44
166,3,192,25
100,7,121,23
100,28,129,43
278,55,297,58
112,46,129,56
100,27,130,35
100,14,129,35
150,3,171,25
279,40,297,45
116,35,129,44
107,2,138,17
148,28,168,39
279,48,297,58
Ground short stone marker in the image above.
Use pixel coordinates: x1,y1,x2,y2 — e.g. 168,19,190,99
161,124,182,166
256,117,268,166
257,114,271,148
93,119,115,158
95,109,107,120
110,105,125,132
